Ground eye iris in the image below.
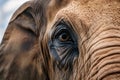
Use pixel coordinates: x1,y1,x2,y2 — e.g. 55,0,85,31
59,32,70,41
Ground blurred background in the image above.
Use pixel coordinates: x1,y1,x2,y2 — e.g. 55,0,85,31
0,0,29,43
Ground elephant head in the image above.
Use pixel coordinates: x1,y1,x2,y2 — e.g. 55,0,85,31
0,0,120,80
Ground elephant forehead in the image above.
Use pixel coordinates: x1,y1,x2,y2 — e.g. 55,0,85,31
46,1,92,33
45,0,120,45
53,0,120,30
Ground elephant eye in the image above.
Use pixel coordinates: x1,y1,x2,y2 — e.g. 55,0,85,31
48,21,79,70
55,27,72,42
58,31,70,42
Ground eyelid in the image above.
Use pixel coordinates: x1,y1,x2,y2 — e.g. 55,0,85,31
54,23,67,33
52,24,70,40
50,19,77,41
55,28,68,37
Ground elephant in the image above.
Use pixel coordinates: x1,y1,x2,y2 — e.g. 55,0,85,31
0,0,120,80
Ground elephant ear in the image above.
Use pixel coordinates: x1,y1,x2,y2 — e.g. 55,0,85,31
1,1,35,44
0,1,44,80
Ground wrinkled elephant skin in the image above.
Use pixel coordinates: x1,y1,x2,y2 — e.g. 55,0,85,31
0,0,120,80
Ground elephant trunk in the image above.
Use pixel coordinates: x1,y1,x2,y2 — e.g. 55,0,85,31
86,25,120,80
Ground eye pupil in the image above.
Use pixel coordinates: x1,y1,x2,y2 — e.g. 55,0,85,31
59,32,70,41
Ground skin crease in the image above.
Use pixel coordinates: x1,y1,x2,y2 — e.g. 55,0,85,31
0,0,120,80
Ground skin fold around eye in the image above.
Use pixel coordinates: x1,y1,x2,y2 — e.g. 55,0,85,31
48,21,79,70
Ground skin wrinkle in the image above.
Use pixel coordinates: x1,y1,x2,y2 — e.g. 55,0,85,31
90,54,120,78
98,65,120,80
79,28,120,78
84,27,120,63
90,50,120,73
87,46,120,74
87,44,120,66
87,29,120,56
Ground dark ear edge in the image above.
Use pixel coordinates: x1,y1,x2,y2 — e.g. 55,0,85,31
10,1,32,22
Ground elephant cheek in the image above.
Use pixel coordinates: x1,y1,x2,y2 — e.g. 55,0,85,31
86,36,120,79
